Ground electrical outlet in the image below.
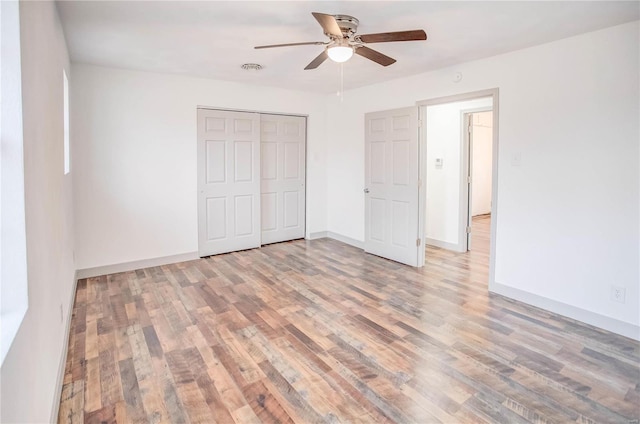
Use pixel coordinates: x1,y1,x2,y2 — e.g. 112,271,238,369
610,286,626,304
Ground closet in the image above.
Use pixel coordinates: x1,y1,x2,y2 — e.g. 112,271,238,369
196,108,306,257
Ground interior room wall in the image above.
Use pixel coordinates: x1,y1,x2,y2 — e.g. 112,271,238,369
72,64,328,271
325,21,639,338
0,2,76,423
471,111,493,216
424,98,492,250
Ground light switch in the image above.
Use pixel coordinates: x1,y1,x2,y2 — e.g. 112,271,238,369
435,158,443,168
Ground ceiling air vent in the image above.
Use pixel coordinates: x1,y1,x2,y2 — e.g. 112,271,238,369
241,63,263,71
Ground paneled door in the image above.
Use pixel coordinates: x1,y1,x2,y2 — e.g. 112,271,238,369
260,114,306,244
197,109,261,256
364,107,420,266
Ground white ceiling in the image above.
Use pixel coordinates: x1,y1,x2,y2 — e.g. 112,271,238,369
56,1,639,93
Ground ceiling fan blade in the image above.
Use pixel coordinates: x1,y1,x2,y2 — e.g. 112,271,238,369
312,12,343,38
304,50,328,70
358,30,427,44
355,46,396,66
255,41,326,49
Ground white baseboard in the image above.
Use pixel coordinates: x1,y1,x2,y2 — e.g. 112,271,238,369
50,270,79,423
490,281,640,341
307,231,328,240
309,231,364,249
76,252,200,279
425,237,465,252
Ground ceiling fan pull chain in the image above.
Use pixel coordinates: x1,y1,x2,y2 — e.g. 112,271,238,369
340,62,344,103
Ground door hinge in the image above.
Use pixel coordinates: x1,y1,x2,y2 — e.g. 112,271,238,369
467,176,472,183
418,119,423,128
466,226,471,234
418,179,422,188
416,238,421,247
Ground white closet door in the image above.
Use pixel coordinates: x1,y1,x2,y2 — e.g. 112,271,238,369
260,114,306,245
364,107,420,266
197,109,261,256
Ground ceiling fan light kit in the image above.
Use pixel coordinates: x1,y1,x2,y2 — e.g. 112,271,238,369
254,12,427,70
327,45,353,63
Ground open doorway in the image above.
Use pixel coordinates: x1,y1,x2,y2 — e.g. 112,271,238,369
465,110,493,252
417,89,498,284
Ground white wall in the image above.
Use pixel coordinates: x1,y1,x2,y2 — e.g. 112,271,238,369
471,111,493,216
424,98,492,249
72,64,328,271
0,1,76,423
326,21,639,338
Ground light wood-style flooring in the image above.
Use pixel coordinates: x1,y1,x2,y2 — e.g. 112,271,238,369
59,216,640,423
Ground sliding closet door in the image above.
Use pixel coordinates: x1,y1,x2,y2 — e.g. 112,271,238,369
197,109,261,256
260,114,306,244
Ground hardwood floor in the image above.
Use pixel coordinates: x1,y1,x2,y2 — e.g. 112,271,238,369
59,217,639,423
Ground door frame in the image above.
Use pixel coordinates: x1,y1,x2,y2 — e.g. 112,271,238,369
196,106,309,253
416,88,499,285
461,107,493,251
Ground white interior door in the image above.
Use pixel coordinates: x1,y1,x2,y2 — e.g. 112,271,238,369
197,109,261,256
465,109,494,251
365,107,420,266
465,112,474,251
260,114,306,245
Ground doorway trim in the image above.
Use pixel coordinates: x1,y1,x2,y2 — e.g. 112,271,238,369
416,88,500,285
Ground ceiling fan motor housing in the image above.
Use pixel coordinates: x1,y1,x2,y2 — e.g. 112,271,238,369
333,15,360,38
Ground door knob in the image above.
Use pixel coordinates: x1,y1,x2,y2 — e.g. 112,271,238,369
364,188,370,194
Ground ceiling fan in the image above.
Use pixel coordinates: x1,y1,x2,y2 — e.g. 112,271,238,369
255,12,427,70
